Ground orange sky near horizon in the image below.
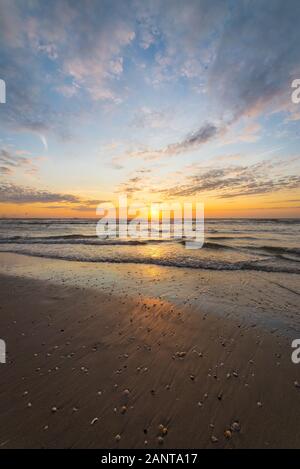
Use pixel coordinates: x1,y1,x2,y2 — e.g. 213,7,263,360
1,192,299,219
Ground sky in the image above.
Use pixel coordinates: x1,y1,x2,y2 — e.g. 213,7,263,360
0,0,300,218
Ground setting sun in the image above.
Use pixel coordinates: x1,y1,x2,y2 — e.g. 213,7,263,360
0,0,299,453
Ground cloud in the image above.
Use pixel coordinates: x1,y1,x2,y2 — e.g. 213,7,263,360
38,135,48,151
0,0,136,138
208,0,300,120
169,123,221,154
0,182,81,204
118,175,145,194
46,199,109,212
123,122,223,161
158,158,300,199
130,107,171,129
0,181,110,213
137,0,300,121
1,0,300,169
0,149,38,176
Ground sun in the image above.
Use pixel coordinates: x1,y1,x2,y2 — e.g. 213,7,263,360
150,206,160,219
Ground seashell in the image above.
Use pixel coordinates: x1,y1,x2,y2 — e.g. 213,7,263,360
230,421,241,432
120,405,127,414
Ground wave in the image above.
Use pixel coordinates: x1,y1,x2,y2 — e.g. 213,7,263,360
206,235,259,241
0,217,299,226
1,248,299,274
247,245,300,256
0,235,150,246
0,235,233,249
1,234,299,262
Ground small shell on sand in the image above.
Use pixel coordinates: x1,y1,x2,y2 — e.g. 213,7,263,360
231,421,241,432
51,406,57,413
257,401,263,407
211,435,218,443
224,430,232,439
175,351,186,359
123,389,130,396
157,436,164,445
27,402,32,408
158,424,168,435
294,381,300,389
121,405,127,414
115,434,121,442
91,417,98,425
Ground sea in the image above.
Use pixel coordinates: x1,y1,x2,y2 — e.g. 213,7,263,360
0,218,299,274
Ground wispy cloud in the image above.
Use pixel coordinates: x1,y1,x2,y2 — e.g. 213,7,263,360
130,107,172,129
0,182,80,204
123,122,224,161
0,149,38,176
157,158,300,199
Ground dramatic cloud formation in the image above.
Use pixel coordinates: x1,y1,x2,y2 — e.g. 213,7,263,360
2,1,299,140
0,1,299,216
0,0,135,137
209,0,300,120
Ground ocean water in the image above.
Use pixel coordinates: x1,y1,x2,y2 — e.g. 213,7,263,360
0,218,299,274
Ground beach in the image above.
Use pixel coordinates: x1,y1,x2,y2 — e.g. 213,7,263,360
0,252,300,449
1,0,300,454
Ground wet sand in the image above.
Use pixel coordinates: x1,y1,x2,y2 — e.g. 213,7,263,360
0,264,300,448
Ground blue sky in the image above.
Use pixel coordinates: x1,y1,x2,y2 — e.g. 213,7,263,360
0,0,299,217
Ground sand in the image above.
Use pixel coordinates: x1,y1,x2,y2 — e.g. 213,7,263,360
0,256,300,448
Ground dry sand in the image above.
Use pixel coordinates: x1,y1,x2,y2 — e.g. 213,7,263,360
0,270,300,448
